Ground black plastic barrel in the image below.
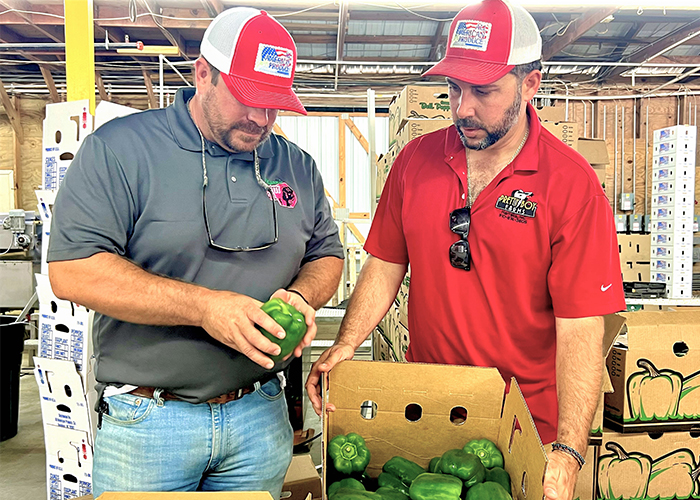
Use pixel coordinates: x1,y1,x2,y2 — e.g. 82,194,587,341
0,317,25,441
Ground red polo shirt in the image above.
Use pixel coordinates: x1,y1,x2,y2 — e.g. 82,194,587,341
365,104,625,444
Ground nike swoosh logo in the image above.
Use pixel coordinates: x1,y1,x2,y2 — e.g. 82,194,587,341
601,284,612,292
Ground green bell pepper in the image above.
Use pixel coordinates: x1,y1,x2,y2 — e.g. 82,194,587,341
328,433,372,475
647,449,700,500
257,298,307,362
377,472,409,496
597,442,651,500
439,449,485,487
463,439,504,469
329,478,365,499
679,370,700,419
408,472,462,500
375,487,409,500
627,359,682,422
428,457,442,473
383,456,425,486
330,489,381,500
485,467,511,495
466,481,512,500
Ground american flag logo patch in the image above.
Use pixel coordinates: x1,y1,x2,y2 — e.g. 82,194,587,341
255,44,294,78
451,20,492,52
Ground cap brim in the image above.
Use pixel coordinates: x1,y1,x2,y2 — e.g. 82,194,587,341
221,74,308,115
423,57,514,86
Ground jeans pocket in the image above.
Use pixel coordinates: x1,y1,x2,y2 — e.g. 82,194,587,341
102,393,155,426
256,377,284,401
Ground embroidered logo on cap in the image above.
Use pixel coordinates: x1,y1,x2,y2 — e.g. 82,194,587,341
495,189,538,218
450,20,492,52
255,44,294,78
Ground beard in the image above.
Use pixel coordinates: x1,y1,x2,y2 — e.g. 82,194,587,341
455,86,522,151
201,91,273,153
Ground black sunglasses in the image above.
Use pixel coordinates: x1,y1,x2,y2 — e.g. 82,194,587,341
449,207,471,271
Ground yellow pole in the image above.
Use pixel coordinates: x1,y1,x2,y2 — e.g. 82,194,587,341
64,0,95,114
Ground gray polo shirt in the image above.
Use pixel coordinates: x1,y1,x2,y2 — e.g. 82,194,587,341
48,87,344,402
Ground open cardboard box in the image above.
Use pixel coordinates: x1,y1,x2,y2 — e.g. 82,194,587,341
605,310,700,433
388,85,451,141
322,360,548,500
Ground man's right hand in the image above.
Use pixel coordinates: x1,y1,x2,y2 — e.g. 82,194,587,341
305,343,356,416
200,290,286,370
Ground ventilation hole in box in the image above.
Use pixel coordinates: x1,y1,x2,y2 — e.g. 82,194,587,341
404,403,422,422
521,471,528,497
449,406,467,425
56,404,71,413
55,130,61,144
689,429,700,438
64,385,72,398
59,152,74,161
649,432,663,440
63,474,77,483
360,400,377,420
509,416,522,454
673,341,689,357
56,324,69,334
51,301,58,314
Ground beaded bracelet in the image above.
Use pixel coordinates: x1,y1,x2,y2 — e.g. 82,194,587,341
551,443,585,470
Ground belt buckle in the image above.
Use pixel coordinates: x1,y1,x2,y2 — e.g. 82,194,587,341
235,388,244,400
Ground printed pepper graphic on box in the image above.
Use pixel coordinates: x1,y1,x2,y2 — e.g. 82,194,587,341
597,442,652,500
679,369,700,419
627,359,683,422
647,449,700,500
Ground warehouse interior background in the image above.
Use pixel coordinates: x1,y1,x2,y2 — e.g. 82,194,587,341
3,1,700,500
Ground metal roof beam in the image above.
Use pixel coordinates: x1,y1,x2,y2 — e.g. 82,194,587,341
542,7,618,60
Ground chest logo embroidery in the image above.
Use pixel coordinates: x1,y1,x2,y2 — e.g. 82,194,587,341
495,189,538,220
265,180,297,208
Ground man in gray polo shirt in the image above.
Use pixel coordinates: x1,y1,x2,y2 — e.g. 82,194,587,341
47,8,343,498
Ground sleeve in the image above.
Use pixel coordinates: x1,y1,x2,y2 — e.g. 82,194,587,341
301,159,344,264
548,195,626,318
47,133,137,262
363,148,409,264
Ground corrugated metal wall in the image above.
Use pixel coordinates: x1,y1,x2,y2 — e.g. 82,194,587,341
275,115,389,214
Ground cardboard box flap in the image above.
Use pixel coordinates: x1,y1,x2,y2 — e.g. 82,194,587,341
535,106,566,123
325,361,506,475
497,378,547,500
621,310,700,349
577,138,610,165
282,455,321,500
604,314,627,357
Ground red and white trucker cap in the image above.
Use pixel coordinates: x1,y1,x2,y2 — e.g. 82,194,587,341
200,7,307,115
424,0,541,85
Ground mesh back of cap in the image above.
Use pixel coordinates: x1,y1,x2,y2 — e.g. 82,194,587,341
507,1,542,65
200,7,260,73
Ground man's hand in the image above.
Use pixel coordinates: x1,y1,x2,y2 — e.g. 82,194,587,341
543,449,580,500
305,343,356,416
270,288,318,359
200,290,287,370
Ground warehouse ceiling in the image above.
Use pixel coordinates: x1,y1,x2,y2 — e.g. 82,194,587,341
1,1,700,107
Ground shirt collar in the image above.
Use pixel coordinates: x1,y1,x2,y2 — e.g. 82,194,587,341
443,101,541,172
166,87,274,160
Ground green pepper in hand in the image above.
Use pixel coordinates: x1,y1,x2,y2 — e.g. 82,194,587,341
463,438,504,469
328,433,371,475
257,298,307,363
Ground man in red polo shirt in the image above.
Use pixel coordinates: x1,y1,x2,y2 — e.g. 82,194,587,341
307,0,624,497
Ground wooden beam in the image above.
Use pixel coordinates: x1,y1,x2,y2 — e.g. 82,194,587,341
348,224,365,244
0,0,64,43
344,118,369,153
336,0,349,63
12,95,21,209
272,123,288,139
40,66,60,103
429,21,449,61
542,7,618,60
199,0,223,17
142,69,157,109
0,78,23,143
95,70,109,102
140,0,189,59
338,117,346,208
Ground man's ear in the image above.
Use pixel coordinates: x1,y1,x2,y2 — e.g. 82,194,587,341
192,57,211,88
521,69,541,102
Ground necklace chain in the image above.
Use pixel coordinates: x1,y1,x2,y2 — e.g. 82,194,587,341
466,124,529,208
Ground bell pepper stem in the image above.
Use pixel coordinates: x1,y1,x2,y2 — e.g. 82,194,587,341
637,359,661,378
605,442,629,460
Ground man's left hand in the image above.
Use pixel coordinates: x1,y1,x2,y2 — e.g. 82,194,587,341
543,449,580,500
270,288,317,359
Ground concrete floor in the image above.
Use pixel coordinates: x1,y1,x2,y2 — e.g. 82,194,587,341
0,370,47,500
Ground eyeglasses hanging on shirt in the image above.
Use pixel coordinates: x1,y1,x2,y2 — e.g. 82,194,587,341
195,128,278,252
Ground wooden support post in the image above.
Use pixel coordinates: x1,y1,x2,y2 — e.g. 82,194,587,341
142,69,157,109
273,123,288,139
40,66,61,103
339,117,346,208
95,70,110,102
12,96,21,209
0,78,23,143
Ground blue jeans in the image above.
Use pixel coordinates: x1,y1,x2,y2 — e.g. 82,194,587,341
93,378,293,499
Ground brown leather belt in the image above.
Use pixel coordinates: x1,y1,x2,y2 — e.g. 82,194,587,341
129,384,257,404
